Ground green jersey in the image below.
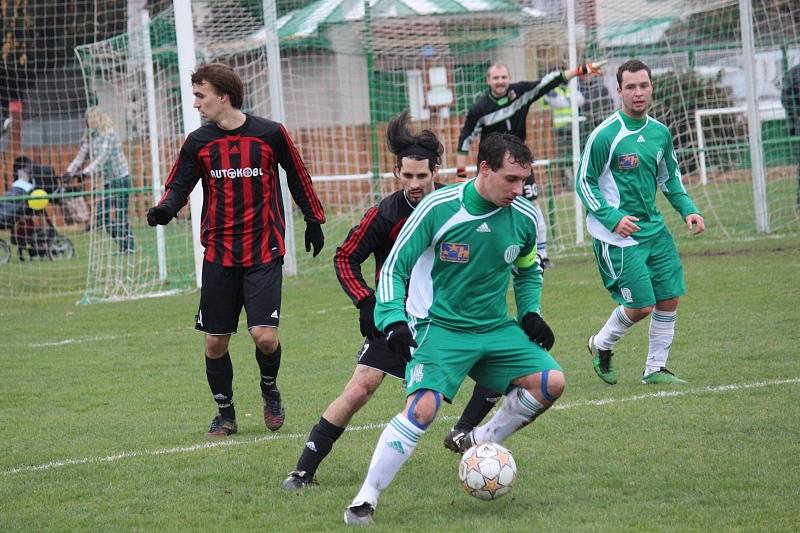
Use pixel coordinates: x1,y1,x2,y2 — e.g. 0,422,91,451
576,110,700,246
375,180,543,333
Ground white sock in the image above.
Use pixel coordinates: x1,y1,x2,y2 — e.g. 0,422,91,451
645,310,677,375
595,305,635,350
472,387,545,446
350,414,424,509
535,205,548,257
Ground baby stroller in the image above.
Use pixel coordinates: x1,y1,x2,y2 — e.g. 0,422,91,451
9,206,75,262
0,161,75,264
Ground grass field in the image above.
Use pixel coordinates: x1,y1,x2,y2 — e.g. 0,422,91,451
2,235,799,531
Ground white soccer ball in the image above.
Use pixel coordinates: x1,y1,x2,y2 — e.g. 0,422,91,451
458,442,517,500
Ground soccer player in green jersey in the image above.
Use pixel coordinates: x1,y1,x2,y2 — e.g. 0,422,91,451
575,59,705,385
344,134,564,525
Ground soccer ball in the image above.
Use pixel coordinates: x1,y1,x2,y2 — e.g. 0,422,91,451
27,189,49,211
458,442,516,500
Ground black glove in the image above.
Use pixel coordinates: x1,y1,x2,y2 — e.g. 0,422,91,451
147,205,172,227
520,312,555,351
304,220,324,257
358,296,381,340
384,322,418,363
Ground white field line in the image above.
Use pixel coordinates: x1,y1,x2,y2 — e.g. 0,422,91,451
21,305,353,348
3,377,798,476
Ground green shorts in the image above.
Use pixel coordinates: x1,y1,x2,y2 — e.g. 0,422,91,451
591,228,686,308
404,319,562,402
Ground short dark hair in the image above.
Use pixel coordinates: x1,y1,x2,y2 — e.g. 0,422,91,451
616,59,652,86
191,63,244,109
386,110,443,172
477,133,533,171
13,156,32,176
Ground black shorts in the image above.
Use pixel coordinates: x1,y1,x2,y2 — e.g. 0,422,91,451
195,259,283,334
356,335,406,379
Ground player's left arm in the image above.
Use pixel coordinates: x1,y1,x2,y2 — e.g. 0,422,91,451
276,124,325,224
511,242,543,321
512,240,555,350
659,132,705,235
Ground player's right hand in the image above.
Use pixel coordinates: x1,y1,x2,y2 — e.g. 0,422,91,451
456,167,468,180
147,205,172,226
613,215,640,238
358,296,381,340
384,322,417,363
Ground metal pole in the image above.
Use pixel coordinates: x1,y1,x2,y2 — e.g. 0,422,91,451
263,0,297,276
695,110,707,185
173,0,204,286
567,0,584,245
141,10,167,281
364,0,382,203
739,0,770,233
262,0,297,276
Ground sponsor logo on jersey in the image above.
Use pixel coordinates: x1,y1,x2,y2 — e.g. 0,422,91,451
476,222,491,233
637,135,646,143
621,287,633,303
210,167,264,179
618,153,639,169
504,244,521,264
440,242,469,263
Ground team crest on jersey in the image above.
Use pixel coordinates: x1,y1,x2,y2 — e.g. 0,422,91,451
618,153,639,169
504,245,521,264
440,242,469,263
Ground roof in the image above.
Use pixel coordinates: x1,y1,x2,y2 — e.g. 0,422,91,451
275,0,522,42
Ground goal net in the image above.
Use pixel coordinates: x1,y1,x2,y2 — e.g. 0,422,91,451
1,0,798,301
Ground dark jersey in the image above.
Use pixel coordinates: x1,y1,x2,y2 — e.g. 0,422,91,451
334,184,443,306
457,70,567,154
157,114,325,267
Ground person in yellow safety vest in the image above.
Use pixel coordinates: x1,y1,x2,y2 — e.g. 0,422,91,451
542,84,585,192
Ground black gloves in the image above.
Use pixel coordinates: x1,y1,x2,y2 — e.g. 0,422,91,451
358,296,381,340
147,205,172,227
384,322,417,363
305,220,324,257
520,312,555,351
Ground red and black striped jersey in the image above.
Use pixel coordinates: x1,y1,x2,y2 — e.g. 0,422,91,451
334,183,443,307
157,114,325,267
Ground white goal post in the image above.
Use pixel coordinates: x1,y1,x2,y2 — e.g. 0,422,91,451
695,103,785,184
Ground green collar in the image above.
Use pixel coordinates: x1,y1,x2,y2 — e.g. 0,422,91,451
463,180,498,215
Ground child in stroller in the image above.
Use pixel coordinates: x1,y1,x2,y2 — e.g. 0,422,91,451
0,156,75,263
